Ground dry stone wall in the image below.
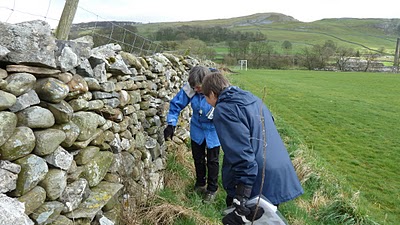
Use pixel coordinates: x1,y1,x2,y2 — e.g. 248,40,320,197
0,20,216,225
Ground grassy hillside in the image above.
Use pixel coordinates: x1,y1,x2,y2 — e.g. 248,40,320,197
71,13,400,58
228,69,400,224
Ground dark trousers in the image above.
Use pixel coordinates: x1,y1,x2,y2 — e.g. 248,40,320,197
191,140,220,192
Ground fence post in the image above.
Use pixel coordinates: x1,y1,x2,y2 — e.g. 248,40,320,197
55,0,80,40
394,38,400,72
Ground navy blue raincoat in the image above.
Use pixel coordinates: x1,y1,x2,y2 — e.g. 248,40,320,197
167,83,220,148
213,86,303,205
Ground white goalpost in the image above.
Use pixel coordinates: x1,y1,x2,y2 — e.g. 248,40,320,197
238,59,248,71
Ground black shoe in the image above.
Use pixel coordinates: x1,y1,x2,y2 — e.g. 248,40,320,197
203,190,217,203
194,185,207,195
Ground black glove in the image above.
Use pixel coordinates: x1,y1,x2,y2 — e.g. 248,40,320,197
222,183,253,225
246,205,265,222
222,206,264,225
163,125,175,140
222,211,247,225
233,183,252,215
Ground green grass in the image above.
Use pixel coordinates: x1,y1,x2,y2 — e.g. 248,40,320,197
227,69,400,224
134,69,399,224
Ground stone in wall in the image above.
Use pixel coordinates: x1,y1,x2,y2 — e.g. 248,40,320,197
64,181,123,221
0,126,35,161
18,186,46,215
16,106,55,128
0,193,34,225
0,20,56,68
0,111,17,146
13,154,48,196
0,161,21,193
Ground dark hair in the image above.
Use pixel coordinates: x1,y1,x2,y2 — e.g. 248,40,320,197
188,66,210,88
202,72,230,97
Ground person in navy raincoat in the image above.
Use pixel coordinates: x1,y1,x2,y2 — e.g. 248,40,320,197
202,72,304,224
164,66,221,203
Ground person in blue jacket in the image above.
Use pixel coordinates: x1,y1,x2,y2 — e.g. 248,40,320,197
202,72,304,224
164,66,221,203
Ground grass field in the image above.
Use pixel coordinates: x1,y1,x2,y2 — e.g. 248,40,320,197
227,69,400,224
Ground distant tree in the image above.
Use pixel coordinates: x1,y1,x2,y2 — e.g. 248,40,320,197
335,47,355,71
160,41,178,51
227,41,250,59
153,25,266,43
178,39,216,60
300,46,321,70
323,40,337,51
281,40,292,52
362,51,379,72
250,41,274,68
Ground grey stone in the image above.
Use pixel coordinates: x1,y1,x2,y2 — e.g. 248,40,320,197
0,126,35,161
59,178,90,213
0,90,16,110
87,100,104,110
41,100,74,124
0,68,7,79
75,146,100,165
8,89,40,112
38,169,67,200
5,64,60,77
44,146,73,171
64,181,123,220
69,98,89,111
0,20,56,68
84,77,101,91
0,161,21,193
0,46,10,60
71,111,101,141
0,111,17,146
52,121,80,148
16,106,55,128
4,72,36,96
100,81,116,92
82,151,114,187
33,129,66,156
109,152,135,176
57,46,79,72
17,186,46,215
13,154,48,196
0,193,34,225
30,201,64,225
107,54,132,75
66,74,89,98
47,215,74,225
34,77,69,103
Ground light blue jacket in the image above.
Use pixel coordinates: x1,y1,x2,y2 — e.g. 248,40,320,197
167,83,220,148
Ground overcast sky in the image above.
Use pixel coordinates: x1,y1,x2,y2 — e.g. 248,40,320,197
1,0,399,28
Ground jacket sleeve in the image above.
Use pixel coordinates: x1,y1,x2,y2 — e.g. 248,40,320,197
166,86,191,126
214,104,258,186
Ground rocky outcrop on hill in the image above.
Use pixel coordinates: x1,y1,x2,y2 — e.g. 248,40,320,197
0,20,216,225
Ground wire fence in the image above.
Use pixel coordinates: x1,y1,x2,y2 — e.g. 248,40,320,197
0,0,164,55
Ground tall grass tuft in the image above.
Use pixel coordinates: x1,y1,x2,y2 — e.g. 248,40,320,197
316,192,379,225
121,140,221,224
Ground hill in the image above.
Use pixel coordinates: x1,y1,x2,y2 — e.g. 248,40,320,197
70,12,400,57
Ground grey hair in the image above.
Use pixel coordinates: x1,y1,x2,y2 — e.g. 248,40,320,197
188,66,210,88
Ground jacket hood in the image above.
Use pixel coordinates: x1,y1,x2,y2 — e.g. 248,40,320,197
217,86,256,106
